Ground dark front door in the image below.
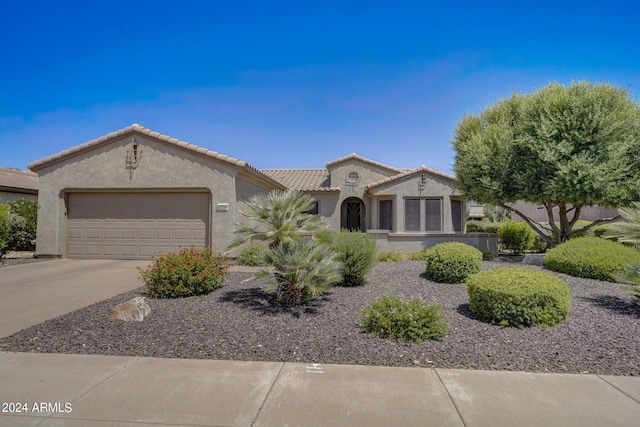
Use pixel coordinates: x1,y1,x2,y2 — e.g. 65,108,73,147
341,198,365,231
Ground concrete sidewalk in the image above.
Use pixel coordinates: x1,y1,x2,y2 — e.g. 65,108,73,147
1,352,639,427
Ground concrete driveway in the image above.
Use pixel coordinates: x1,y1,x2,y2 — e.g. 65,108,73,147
0,259,149,338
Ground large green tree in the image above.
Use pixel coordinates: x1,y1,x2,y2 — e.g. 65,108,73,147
453,81,640,245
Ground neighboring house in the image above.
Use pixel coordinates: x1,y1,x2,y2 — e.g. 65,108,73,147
510,201,619,223
0,168,38,202
28,124,496,259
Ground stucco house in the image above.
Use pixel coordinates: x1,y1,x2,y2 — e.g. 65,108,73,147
28,124,496,259
0,168,38,202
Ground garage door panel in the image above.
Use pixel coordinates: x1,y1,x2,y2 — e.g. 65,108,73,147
67,193,210,259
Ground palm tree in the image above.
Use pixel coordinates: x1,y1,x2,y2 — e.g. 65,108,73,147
254,239,343,306
605,203,640,289
603,202,640,248
229,190,327,251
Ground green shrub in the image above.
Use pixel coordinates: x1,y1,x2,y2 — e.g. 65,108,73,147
409,249,430,261
467,267,570,328
377,250,406,262
466,221,503,233
531,235,550,253
545,237,640,281
139,247,229,298
499,221,535,255
328,231,377,286
424,242,483,283
0,200,38,252
360,295,449,343
236,245,271,266
0,203,10,256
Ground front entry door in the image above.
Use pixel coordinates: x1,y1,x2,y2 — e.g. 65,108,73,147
341,198,365,231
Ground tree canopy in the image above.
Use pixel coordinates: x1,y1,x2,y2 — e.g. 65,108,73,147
452,81,640,245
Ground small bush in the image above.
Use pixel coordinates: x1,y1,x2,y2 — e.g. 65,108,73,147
466,221,503,233
360,295,449,343
328,231,377,286
424,242,483,283
467,267,570,328
409,249,429,261
139,247,229,298
236,245,271,266
377,250,406,262
531,235,550,253
499,221,535,255
0,203,10,256
545,237,640,282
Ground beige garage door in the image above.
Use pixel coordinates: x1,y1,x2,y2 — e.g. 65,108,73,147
67,192,209,259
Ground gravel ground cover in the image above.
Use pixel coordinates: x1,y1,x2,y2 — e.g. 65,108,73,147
0,251,51,267
1,260,639,375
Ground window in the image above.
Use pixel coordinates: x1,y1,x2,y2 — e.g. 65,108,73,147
379,200,392,230
425,199,442,232
405,199,421,231
305,200,319,215
451,199,463,232
404,198,442,232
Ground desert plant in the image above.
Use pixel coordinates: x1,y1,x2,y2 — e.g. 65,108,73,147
139,247,229,298
377,250,406,262
236,245,271,266
499,221,535,255
360,295,449,343
327,231,377,286
602,202,640,248
254,239,343,306
229,190,327,251
545,237,640,282
424,242,483,283
467,267,570,328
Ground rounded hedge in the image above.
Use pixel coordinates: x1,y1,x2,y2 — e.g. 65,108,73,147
424,242,483,283
467,267,570,328
360,295,449,343
544,237,640,282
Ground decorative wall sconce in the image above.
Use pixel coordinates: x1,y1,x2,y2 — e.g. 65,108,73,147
418,173,427,191
126,137,143,179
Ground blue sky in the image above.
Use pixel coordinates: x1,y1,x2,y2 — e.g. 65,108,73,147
2,1,639,174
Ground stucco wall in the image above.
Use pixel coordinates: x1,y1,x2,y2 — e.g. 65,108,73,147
368,172,462,233
326,160,397,230
34,134,245,257
368,230,498,256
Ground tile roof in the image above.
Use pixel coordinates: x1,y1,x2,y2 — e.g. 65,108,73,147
0,168,38,193
27,124,285,190
325,153,403,174
366,165,456,190
261,169,339,192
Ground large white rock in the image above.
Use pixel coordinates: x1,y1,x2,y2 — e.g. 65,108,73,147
110,297,151,322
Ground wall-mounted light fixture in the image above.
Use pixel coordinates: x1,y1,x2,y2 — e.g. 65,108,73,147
418,174,427,191
126,137,143,179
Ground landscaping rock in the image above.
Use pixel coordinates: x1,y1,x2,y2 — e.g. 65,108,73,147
522,254,545,266
110,297,151,322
